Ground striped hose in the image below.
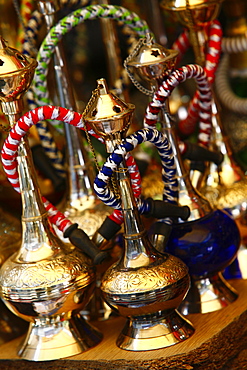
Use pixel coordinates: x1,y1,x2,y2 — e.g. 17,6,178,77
94,128,177,217
144,64,212,148
172,20,222,137
1,105,142,230
32,4,150,116
24,4,150,174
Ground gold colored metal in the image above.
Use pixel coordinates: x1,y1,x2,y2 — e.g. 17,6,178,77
85,81,194,350
38,1,111,242
161,0,224,65
0,37,102,361
83,78,135,153
180,273,238,314
101,167,195,350
125,36,240,315
161,0,224,26
125,38,212,222
126,34,178,83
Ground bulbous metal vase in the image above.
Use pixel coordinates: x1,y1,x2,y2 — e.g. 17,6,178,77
0,234,98,361
101,240,194,351
0,207,29,344
96,141,194,351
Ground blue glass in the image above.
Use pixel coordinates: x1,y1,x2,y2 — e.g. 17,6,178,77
165,209,241,278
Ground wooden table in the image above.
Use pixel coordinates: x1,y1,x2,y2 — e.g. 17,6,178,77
0,279,246,370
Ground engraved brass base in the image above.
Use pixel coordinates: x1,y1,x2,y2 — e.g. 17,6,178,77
179,273,238,315
18,313,103,361
116,310,195,351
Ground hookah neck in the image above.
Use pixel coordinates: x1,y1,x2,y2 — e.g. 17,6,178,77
116,162,153,269
5,105,59,263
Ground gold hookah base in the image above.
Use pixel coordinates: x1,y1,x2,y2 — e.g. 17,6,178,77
179,273,238,315
116,309,195,351
18,312,103,361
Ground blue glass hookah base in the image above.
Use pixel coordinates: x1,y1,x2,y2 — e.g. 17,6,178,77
165,209,241,278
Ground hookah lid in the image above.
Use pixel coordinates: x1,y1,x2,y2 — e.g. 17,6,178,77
83,78,135,140
160,0,224,27
126,34,178,82
0,36,37,102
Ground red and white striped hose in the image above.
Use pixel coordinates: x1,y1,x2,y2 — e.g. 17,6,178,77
144,64,212,148
1,105,142,232
172,20,222,137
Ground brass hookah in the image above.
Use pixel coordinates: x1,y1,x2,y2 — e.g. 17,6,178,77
124,34,241,315
37,0,111,243
161,0,247,222
0,37,104,361
84,78,195,351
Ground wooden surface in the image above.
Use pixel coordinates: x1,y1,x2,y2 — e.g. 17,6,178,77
0,279,246,369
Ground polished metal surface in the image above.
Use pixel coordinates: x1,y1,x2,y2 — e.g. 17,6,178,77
161,0,223,26
0,39,101,360
101,162,194,350
39,2,112,241
126,38,213,221
83,78,135,152
85,82,194,349
161,0,223,65
179,273,238,315
126,34,178,83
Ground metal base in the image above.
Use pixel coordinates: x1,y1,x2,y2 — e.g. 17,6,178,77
116,309,195,351
179,273,239,315
18,313,103,361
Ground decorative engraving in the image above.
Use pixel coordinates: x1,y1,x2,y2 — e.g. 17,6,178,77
0,250,93,289
101,255,188,294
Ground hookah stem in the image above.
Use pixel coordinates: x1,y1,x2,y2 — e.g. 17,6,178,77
23,9,65,177
40,0,97,198
185,0,205,66
98,0,128,100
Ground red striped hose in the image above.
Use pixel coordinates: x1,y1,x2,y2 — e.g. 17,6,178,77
144,64,212,148
1,105,141,231
172,20,222,138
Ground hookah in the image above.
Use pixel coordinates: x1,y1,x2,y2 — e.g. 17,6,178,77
0,37,109,361
84,78,195,351
161,0,247,222
124,35,241,314
1,65,196,351
0,37,195,352
34,0,112,242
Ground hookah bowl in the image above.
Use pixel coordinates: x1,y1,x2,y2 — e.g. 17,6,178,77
125,36,241,314
101,234,194,351
165,209,240,314
85,79,195,350
0,37,102,361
